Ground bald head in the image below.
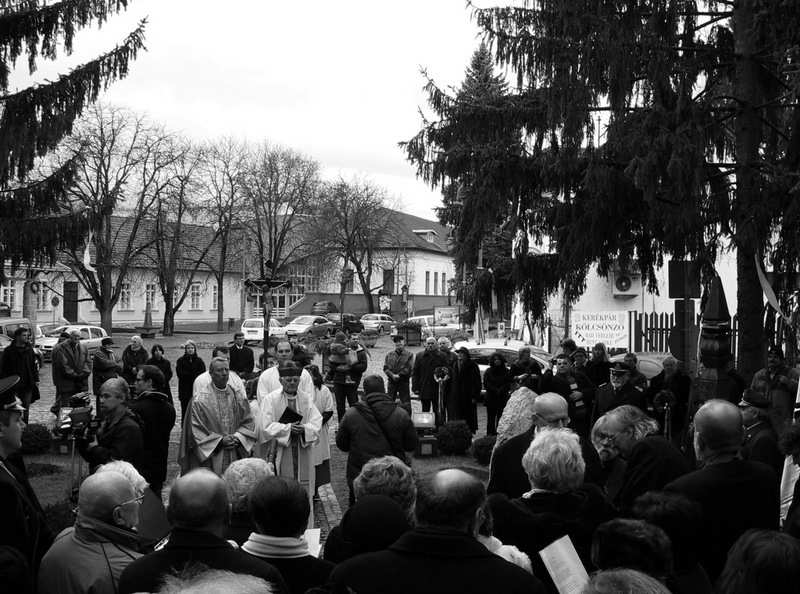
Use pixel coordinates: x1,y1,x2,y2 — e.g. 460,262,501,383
78,471,135,523
694,399,743,460
168,469,229,535
533,392,570,429
415,469,485,532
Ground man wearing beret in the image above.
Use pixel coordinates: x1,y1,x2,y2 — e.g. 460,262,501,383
0,376,53,581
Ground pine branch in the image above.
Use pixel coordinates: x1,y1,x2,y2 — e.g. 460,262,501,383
0,0,130,90
0,20,146,185
0,153,80,215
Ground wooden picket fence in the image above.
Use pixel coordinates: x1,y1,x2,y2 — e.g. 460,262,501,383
628,310,740,361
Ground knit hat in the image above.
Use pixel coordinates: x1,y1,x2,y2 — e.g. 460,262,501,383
334,331,347,343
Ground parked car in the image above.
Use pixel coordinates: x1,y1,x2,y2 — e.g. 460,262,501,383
609,351,671,380
38,324,108,362
284,315,336,339
240,317,287,345
311,300,339,315
326,313,364,335
360,313,395,334
453,340,552,393
401,314,463,339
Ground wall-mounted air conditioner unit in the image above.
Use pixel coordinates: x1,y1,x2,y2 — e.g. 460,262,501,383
612,270,641,297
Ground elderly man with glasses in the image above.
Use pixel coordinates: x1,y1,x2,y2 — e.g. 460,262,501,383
592,405,690,513
488,393,603,498
38,471,143,594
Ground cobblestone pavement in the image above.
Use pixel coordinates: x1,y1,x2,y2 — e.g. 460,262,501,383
28,330,411,538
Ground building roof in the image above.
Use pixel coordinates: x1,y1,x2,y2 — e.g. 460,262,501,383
382,208,451,255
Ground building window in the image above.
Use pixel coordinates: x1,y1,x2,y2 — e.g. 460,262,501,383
119,283,131,310
35,285,51,311
434,272,439,296
442,272,446,296
190,283,202,310
425,271,430,295
145,283,156,310
1,280,16,310
211,284,219,311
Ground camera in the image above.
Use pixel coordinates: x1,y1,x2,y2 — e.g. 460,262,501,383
57,393,100,439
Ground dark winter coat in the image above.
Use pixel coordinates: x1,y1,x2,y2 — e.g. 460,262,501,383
741,420,784,476
328,345,368,386
449,358,481,431
328,527,545,594
128,390,176,488
0,343,39,402
592,381,647,424
615,435,691,512
229,345,255,376
118,528,288,594
541,369,595,437
647,369,692,436
78,409,145,474
483,364,512,404
53,341,91,396
411,349,448,401
509,358,543,391
176,354,205,406
91,348,122,395
488,486,616,593
666,459,779,581
121,346,148,386
335,392,417,484
145,356,174,401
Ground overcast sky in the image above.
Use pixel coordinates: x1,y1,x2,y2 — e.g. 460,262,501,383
16,1,488,219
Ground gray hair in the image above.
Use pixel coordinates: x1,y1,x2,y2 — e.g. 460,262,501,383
607,405,660,440
522,427,585,492
157,569,276,594
222,458,274,513
95,460,148,496
353,455,416,520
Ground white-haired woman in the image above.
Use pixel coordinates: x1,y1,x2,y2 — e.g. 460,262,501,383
487,427,615,592
593,405,690,512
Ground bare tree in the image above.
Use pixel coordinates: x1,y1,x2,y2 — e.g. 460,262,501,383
59,104,177,331
240,143,321,278
145,140,220,335
198,138,248,331
311,178,398,313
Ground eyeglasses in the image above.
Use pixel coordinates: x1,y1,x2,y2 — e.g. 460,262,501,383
595,431,618,444
115,493,145,509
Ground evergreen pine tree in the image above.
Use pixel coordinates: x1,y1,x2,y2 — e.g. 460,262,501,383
0,0,145,276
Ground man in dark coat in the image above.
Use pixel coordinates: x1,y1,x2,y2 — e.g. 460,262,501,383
0,376,53,582
336,375,417,506
595,404,690,512
665,399,779,581
118,469,288,594
540,354,595,439
52,329,91,407
129,365,176,496
592,362,647,425
91,337,122,412
384,335,414,411
488,393,603,498
739,391,784,476
329,469,545,594
0,327,39,422
646,355,691,442
449,347,481,433
509,346,544,392
750,345,800,437
120,335,148,387
412,336,448,424
229,331,255,377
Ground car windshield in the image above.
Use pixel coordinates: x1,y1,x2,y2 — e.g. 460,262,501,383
467,348,520,366
46,326,69,337
362,315,378,320
292,316,315,324
242,320,263,328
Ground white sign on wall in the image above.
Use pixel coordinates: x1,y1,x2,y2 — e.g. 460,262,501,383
571,311,628,349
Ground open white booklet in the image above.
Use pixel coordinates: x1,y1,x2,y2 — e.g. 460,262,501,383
539,535,589,594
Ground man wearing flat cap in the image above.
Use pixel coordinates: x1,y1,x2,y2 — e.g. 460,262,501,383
92,337,123,415
591,361,647,425
739,389,783,476
0,376,53,580
258,361,322,526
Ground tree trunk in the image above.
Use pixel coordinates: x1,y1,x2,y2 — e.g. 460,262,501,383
216,275,224,331
100,306,113,334
733,0,765,381
162,309,175,336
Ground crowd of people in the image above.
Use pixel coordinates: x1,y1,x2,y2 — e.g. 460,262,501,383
2,327,800,593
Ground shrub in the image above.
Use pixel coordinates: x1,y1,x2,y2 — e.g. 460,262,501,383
472,434,496,466
437,420,473,455
21,423,52,455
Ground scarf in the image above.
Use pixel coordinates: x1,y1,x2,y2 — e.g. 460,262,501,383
242,532,309,559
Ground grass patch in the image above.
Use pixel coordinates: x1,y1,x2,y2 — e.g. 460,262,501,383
26,462,62,477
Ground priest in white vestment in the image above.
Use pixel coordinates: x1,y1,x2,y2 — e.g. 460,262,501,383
259,361,322,526
256,340,314,405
